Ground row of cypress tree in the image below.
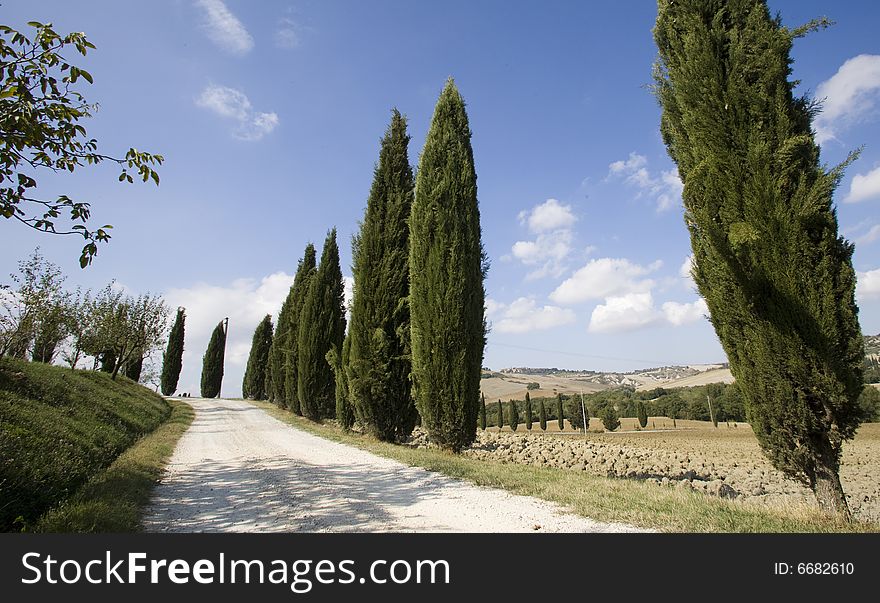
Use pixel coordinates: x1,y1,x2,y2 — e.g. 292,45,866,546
242,79,485,453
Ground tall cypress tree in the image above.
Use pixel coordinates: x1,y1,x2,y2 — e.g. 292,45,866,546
410,78,487,452
161,307,185,396
509,400,519,432
525,391,533,430
285,245,318,414
557,393,564,430
348,110,418,442
496,399,503,429
298,229,346,421
539,399,547,431
479,393,487,430
655,0,864,518
200,318,227,398
243,314,274,400
267,244,316,411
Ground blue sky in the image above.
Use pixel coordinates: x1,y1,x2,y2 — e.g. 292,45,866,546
2,1,880,397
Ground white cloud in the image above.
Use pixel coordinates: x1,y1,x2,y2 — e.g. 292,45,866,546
855,224,880,245
844,165,880,203
607,152,683,212
814,54,880,144
195,0,254,55
550,257,661,305
343,276,354,323
679,253,697,291
518,198,577,232
662,298,708,326
485,298,506,318
196,85,279,141
589,292,660,333
275,16,300,49
511,199,578,279
858,268,880,301
163,272,296,397
491,297,577,334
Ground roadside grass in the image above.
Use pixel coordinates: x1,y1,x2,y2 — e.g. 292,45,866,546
253,401,875,533
34,400,194,533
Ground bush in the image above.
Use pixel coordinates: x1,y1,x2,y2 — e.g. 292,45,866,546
526,382,539,390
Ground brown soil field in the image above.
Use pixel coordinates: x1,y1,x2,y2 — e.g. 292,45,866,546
415,420,880,524
479,374,607,402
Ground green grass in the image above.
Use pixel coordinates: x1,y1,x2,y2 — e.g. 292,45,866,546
253,401,877,533
35,399,194,533
0,357,172,531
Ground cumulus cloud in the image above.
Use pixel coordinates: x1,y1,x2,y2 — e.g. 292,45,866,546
589,292,660,333
814,54,880,144
511,199,579,280
858,268,880,301
844,165,880,203
195,0,254,55
549,257,661,305
607,152,683,212
162,272,295,397
662,298,708,326
196,85,279,141
490,297,577,334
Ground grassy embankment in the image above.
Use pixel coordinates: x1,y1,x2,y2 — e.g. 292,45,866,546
0,357,193,532
253,401,876,533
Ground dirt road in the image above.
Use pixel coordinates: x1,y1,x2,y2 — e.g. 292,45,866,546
143,398,644,533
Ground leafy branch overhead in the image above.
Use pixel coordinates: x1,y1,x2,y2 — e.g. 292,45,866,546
0,21,163,267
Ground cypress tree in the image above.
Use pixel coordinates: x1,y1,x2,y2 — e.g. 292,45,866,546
496,399,503,429
525,391,533,430
479,393,487,430
161,307,185,396
284,245,318,414
410,78,487,452
655,0,864,518
200,318,227,398
268,244,317,411
637,400,649,429
601,405,620,432
509,400,519,432
539,399,547,431
298,229,346,421
328,333,355,431
557,393,564,430
242,315,274,400
348,110,418,442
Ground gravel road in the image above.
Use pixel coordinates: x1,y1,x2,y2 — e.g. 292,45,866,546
142,398,644,533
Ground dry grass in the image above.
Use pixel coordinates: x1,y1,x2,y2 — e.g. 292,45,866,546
253,401,876,533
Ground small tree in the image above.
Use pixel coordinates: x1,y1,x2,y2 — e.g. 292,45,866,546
601,405,620,432
242,314,273,400
496,399,503,429
509,399,519,432
327,334,354,431
200,318,228,398
539,399,547,431
637,401,648,429
525,391,533,430
479,393,487,430
160,307,185,395
557,393,564,430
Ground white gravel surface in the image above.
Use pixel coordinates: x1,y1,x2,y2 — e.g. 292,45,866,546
142,398,645,533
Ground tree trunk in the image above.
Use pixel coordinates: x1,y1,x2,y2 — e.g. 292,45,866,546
810,443,852,521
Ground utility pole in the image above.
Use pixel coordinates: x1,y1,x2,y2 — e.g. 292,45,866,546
707,393,716,428
580,389,588,439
